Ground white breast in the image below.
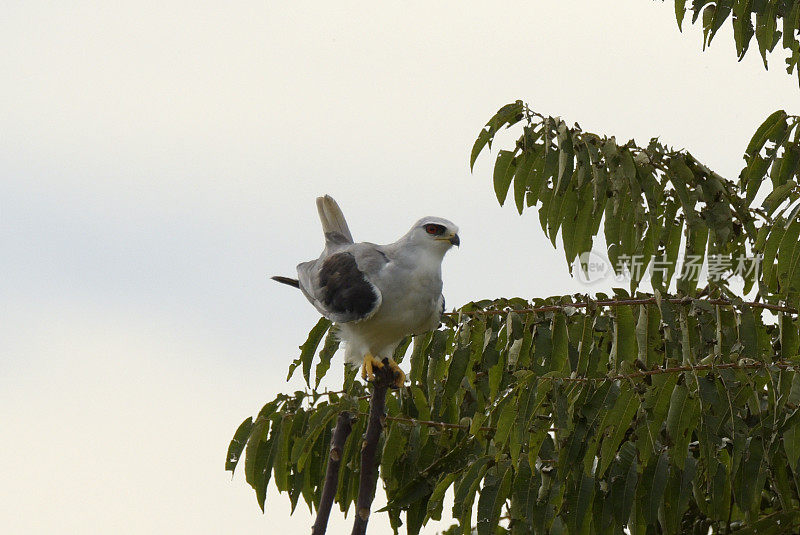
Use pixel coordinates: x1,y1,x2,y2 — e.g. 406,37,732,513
340,248,444,364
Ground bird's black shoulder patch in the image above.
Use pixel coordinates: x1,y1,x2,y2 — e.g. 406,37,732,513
318,252,378,317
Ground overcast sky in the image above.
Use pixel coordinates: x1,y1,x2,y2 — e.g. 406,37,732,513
2,1,797,534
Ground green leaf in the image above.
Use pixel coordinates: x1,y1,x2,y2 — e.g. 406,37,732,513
644,373,678,438
665,384,698,469
381,423,408,493
493,394,518,451
733,511,800,535
575,314,595,376
470,101,525,171
226,417,254,474
762,223,786,291
294,404,339,472
755,2,778,67
426,329,449,402
599,384,639,476
615,442,638,527
272,415,292,492
314,325,340,388
555,121,574,194
476,462,512,535
777,219,800,299
779,312,800,362
426,473,458,522
409,332,431,386
288,317,331,385
648,452,670,527
784,422,800,468
411,385,431,422
610,306,636,369
551,312,569,373
745,110,788,162
573,472,595,534
444,345,471,400
246,415,282,512
739,305,760,359
655,212,683,292
776,147,800,187
677,218,709,295
668,156,698,223
566,186,594,270
513,151,536,214
761,180,798,216
510,455,534,527
452,456,492,519
635,304,661,367
387,436,474,511
560,187,582,268
583,137,606,208
494,150,517,206
675,0,687,31
470,128,492,172
735,437,765,515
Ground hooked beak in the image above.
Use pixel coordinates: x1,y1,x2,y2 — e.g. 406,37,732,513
449,234,460,246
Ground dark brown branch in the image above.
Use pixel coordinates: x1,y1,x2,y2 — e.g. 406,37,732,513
359,412,558,434
381,413,495,432
312,411,355,535
351,363,394,535
445,297,798,317
549,360,792,383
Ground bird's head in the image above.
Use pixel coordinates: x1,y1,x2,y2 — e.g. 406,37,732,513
406,217,460,254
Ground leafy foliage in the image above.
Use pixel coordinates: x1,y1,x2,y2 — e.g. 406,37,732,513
230,7,800,529
231,296,800,534
228,102,800,533
667,0,800,85
473,101,800,306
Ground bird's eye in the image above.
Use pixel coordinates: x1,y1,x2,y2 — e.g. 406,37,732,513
425,224,443,235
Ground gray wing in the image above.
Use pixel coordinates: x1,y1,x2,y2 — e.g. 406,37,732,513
297,244,388,323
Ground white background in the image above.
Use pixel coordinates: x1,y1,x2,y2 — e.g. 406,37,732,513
2,1,797,533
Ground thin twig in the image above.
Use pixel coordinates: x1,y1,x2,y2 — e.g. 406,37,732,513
547,360,793,383
445,297,798,317
312,411,355,535
380,413,494,432
358,412,558,434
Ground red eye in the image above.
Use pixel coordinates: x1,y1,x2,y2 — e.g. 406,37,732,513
425,224,440,235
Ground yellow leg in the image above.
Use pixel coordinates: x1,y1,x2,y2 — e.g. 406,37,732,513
361,352,383,381
386,358,406,388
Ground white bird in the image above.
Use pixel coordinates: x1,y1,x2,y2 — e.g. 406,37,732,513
272,195,459,387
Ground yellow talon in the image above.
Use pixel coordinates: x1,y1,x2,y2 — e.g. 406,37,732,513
361,353,383,381
387,358,406,388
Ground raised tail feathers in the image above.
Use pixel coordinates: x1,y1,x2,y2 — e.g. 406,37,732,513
316,195,354,244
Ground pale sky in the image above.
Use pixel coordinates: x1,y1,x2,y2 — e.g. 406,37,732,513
2,1,797,534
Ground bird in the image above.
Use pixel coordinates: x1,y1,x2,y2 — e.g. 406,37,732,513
271,195,459,388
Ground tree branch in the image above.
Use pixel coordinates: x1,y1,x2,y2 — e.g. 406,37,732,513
445,297,798,317
351,362,394,535
312,410,355,535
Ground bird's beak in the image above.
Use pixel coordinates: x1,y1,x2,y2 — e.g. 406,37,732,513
449,234,460,246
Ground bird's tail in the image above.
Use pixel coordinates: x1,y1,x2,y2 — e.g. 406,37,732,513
271,276,300,288
316,195,354,244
